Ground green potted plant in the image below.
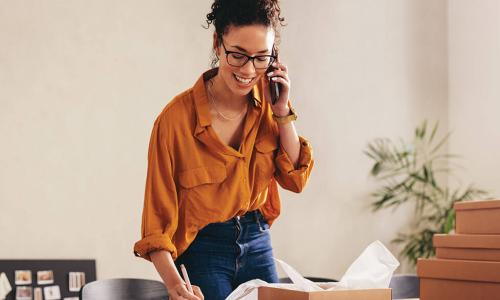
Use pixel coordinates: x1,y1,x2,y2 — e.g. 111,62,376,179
364,121,487,266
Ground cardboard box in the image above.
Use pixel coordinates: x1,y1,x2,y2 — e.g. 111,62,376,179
455,199,500,234
434,234,500,261
417,258,500,300
257,286,392,300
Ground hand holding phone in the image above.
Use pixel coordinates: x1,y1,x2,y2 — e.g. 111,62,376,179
268,47,281,105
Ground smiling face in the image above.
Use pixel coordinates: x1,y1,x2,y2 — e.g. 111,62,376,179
214,24,275,97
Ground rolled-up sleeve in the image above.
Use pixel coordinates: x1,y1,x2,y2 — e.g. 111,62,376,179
133,117,178,261
274,136,314,193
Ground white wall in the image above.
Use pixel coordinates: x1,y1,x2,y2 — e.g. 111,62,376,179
448,0,500,198
274,0,448,277
1,0,450,281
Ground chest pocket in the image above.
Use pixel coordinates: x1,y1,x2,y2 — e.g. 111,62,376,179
178,164,227,189
253,135,278,190
255,137,279,154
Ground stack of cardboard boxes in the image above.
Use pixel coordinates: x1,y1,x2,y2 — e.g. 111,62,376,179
417,199,500,300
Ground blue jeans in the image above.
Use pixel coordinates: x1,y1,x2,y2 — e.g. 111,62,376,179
175,210,279,300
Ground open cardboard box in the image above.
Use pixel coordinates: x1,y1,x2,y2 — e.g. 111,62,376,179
258,285,392,300
228,241,399,300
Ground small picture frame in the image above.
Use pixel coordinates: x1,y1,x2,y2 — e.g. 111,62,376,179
16,286,32,300
33,287,43,300
15,270,32,285
37,270,54,285
43,285,61,300
68,272,85,292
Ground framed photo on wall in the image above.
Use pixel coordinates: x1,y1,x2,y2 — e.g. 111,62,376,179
43,285,61,300
14,270,32,285
34,287,43,300
15,286,32,300
37,270,54,285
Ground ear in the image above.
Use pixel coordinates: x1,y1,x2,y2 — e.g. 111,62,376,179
212,32,220,57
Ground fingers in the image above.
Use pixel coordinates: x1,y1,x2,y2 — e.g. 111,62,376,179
168,291,191,300
267,61,290,85
170,284,201,300
192,285,204,300
266,60,291,107
272,61,288,72
180,287,201,300
267,69,290,83
270,76,290,88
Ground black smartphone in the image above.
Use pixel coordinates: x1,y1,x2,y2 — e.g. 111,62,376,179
268,47,281,105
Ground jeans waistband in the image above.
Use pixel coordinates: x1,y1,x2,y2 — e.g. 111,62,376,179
197,209,268,240
221,210,264,224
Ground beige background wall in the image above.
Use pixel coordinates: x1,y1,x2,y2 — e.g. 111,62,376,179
448,0,500,198
2,0,490,282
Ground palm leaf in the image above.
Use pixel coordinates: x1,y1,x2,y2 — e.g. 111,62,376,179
365,120,489,266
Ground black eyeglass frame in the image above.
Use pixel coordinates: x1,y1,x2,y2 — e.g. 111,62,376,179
221,41,277,69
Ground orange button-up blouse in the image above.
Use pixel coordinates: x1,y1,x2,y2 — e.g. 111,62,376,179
133,68,314,261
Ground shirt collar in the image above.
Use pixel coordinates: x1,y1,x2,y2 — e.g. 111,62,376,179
192,68,262,133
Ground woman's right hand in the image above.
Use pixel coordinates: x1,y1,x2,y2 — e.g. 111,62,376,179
167,282,204,300
149,250,204,300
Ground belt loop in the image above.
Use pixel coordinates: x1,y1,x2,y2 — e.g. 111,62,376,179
255,210,266,232
253,210,259,223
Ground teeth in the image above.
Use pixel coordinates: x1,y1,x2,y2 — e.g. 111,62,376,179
235,74,252,84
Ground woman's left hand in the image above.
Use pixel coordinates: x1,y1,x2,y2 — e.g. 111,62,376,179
266,60,291,116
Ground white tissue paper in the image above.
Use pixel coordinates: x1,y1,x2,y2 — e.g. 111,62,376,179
226,240,399,300
0,272,12,300
337,240,401,289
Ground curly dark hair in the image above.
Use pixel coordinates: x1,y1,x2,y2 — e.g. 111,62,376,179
204,0,286,68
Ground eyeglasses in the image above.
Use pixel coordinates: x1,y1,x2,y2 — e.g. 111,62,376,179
221,41,276,69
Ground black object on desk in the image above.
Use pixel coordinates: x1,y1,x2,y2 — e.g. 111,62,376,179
80,278,168,300
279,276,338,283
389,274,420,299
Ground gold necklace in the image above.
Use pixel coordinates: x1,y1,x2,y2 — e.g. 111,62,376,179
207,80,248,121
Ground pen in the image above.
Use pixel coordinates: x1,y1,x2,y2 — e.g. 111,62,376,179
180,264,194,294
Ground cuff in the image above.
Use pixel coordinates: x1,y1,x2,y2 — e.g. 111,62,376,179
275,136,313,174
133,233,177,262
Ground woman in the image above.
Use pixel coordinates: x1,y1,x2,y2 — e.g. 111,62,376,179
133,0,314,299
